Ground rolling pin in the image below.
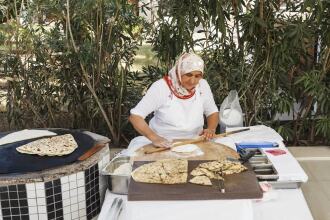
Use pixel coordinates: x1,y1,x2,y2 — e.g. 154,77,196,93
144,128,250,154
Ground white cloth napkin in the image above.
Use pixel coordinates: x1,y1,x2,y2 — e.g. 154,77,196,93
0,129,57,146
263,148,308,182
214,125,286,150
226,125,284,144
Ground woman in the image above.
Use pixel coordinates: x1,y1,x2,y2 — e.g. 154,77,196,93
128,53,219,153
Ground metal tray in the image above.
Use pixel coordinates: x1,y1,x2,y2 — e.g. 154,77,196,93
249,153,303,188
249,155,279,181
251,163,273,169
102,156,131,195
249,156,269,164
266,180,304,189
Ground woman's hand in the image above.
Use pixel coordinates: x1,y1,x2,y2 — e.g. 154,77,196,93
151,136,173,148
199,128,216,140
129,114,173,148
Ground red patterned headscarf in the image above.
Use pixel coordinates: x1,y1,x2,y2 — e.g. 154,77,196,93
164,53,204,99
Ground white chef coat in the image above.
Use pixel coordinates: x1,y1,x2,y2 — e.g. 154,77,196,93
127,78,218,154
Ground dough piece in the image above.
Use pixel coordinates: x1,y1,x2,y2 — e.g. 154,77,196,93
131,159,188,184
189,176,212,186
16,134,78,156
171,144,199,153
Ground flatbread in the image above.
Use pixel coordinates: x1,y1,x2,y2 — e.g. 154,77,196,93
16,134,78,156
189,160,246,185
189,176,212,186
190,167,224,180
198,160,247,174
171,144,199,153
131,159,188,184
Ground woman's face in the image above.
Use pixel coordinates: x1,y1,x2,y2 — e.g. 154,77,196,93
181,71,203,91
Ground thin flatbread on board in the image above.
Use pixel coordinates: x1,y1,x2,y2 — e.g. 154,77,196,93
189,176,212,186
199,160,247,175
188,160,247,186
131,159,188,184
16,134,78,156
191,167,223,180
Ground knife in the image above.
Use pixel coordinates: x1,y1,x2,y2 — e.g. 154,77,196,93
144,128,250,154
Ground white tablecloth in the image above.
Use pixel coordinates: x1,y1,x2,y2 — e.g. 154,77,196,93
98,188,313,220
253,189,313,220
99,190,253,220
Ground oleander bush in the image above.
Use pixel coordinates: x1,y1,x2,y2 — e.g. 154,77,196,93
147,0,330,145
0,0,329,145
0,0,152,146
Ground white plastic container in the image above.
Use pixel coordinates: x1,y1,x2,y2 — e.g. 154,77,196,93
219,90,244,132
219,109,243,132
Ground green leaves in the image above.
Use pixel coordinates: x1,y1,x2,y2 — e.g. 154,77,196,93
1,0,329,145
316,117,330,139
276,124,294,143
0,0,149,145
150,0,330,145
149,0,232,64
295,70,325,97
273,91,294,114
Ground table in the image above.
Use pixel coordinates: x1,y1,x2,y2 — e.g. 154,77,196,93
100,126,313,220
98,188,313,220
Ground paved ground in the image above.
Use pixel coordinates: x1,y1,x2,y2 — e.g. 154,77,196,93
289,147,330,220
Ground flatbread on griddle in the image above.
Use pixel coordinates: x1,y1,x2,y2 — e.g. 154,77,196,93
16,134,78,156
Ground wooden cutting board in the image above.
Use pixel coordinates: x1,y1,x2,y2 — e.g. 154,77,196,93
128,160,263,201
133,141,240,161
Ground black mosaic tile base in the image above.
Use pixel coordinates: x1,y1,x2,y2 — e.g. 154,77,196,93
45,179,63,220
0,184,29,220
85,164,100,220
0,148,108,220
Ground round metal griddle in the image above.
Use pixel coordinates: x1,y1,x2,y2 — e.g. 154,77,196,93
0,129,97,174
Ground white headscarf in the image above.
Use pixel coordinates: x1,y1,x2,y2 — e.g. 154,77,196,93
165,52,204,98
